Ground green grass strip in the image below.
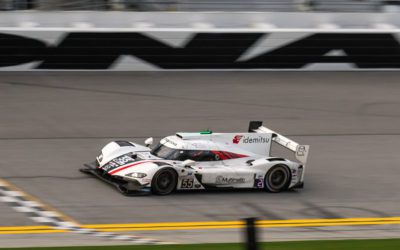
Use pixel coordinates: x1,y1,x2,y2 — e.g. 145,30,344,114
4,238,400,250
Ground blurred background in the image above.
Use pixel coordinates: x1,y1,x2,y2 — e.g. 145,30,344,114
0,0,399,12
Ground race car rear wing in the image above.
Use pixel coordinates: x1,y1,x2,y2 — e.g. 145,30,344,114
248,121,310,166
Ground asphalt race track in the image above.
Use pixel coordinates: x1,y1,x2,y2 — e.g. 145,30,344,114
1,72,400,246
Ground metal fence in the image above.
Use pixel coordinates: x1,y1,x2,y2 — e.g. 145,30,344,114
0,0,399,11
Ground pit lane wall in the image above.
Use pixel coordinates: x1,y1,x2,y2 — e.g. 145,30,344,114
1,12,400,71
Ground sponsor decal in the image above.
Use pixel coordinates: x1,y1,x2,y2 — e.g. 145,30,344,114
113,155,134,165
1,33,400,69
233,135,243,144
296,145,307,156
102,154,135,172
233,135,269,144
216,176,245,184
164,137,178,146
253,174,265,189
254,177,264,189
243,136,269,144
181,178,194,189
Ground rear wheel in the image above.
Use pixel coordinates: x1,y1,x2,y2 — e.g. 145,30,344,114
264,165,290,193
151,168,178,195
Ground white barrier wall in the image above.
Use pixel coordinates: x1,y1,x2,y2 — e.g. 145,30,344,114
1,12,400,70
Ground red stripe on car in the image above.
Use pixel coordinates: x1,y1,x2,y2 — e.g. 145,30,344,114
220,151,232,159
212,150,227,160
231,152,248,159
212,150,248,160
109,161,153,175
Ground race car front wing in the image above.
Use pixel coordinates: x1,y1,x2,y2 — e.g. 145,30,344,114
80,162,151,196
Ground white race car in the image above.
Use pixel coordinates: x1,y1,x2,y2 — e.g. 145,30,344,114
81,121,309,195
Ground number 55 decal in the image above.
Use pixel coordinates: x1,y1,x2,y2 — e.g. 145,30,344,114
181,178,194,189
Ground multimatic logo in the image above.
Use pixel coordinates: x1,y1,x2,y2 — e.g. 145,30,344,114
216,176,245,184
1,32,400,69
233,135,269,144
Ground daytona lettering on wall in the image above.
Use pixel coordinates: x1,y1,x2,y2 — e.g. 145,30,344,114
1,32,400,69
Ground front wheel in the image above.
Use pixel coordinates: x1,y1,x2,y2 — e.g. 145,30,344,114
264,165,290,193
151,168,178,195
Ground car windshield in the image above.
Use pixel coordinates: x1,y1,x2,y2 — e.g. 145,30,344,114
151,143,219,161
151,143,179,159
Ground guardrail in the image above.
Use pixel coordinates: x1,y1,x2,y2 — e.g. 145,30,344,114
0,12,400,71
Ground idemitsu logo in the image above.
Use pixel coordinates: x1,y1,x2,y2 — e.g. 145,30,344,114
233,135,243,144
233,135,270,144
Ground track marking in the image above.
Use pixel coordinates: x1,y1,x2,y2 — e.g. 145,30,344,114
0,174,398,237
1,217,400,234
84,217,400,231
0,179,170,244
0,179,78,224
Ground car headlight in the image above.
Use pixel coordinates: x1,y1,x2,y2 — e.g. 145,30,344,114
125,172,147,178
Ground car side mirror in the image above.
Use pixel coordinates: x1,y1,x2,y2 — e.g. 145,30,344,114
144,137,153,147
182,159,196,168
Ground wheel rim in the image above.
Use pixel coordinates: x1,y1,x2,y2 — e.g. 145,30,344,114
157,171,173,190
268,167,288,190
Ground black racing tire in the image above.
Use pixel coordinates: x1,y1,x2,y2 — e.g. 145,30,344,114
151,168,178,195
264,165,291,193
